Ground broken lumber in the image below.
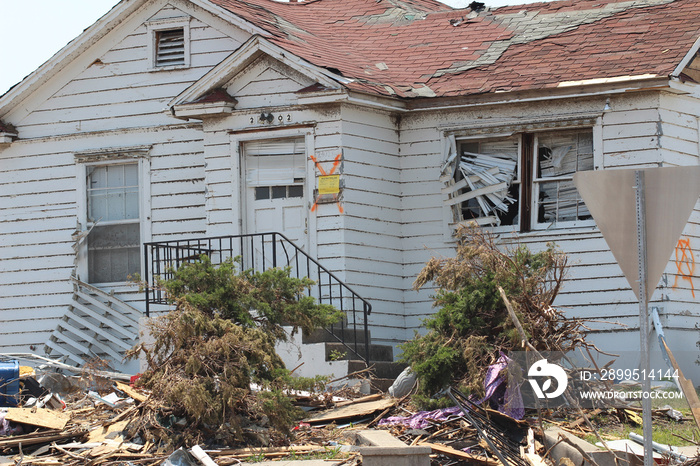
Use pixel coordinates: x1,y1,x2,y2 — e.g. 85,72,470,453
418,441,498,466
114,381,148,403
0,428,87,449
662,339,700,431
334,393,383,407
5,408,70,430
303,398,396,424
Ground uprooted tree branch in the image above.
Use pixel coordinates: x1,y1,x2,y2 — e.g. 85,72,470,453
127,256,343,447
401,226,592,404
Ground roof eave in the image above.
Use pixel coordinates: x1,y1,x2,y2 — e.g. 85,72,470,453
171,101,238,120
0,0,149,118
0,0,271,120
405,75,672,111
672,35,700,78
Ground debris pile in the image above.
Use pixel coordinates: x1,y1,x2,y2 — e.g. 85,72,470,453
402,226,589,403
1,351,697,466
0,356,369,465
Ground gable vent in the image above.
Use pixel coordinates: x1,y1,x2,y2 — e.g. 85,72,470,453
155,28,185,67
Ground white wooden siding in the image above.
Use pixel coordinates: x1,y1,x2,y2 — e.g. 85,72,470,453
226,56,317,109
337,105,404,344
397,92,700,366
15,10,244,140
0,123,208,351
0,0,255,353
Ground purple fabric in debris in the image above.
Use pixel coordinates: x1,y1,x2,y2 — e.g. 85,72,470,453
475,352,525,420
0,411,24,437
0,412,8,436
378,406,464,429
505,379,525,420
479,352,510,404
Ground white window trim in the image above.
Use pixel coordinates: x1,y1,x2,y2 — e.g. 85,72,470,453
442,117,602,237
146,17,191,71
75,147,152,286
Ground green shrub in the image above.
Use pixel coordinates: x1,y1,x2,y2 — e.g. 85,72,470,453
130,257,342,446
401,227,582,405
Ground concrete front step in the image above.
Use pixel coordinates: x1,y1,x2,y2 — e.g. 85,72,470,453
303,327,368,345
324,342,393,362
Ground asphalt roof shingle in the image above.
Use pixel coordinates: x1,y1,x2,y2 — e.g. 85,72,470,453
208,0,700,98
162,0,693,99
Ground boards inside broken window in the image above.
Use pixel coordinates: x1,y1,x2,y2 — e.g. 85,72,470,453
443,129,594,232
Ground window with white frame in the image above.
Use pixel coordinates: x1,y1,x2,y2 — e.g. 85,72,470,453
444,128,593,232
86,164,141,283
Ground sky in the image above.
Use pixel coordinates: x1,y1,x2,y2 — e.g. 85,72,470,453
0,0,549,96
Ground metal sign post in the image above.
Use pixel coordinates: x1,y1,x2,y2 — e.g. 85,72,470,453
634,171,653,466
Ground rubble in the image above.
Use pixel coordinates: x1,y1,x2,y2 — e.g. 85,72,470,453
0,352,697,466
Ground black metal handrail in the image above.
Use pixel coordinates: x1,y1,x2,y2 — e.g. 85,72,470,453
143,232,372,362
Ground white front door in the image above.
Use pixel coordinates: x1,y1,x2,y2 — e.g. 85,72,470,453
243,138,308,269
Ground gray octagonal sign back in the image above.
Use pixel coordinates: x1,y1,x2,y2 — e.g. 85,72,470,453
573,166,700,301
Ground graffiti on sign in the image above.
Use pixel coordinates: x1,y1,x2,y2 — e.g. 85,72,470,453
673,237,696,298
310,152,343,213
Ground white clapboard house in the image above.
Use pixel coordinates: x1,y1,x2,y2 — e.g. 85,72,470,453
2,0,700,378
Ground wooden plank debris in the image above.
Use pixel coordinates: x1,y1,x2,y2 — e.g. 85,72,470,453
418,441,499,466
303,398,397,424
334,393,383,407
5,408,70,430
0,428,87,449
87,419,130,443
662,339,700,430
115,381,148,403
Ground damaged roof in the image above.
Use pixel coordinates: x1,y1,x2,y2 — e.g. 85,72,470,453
208,0,700,98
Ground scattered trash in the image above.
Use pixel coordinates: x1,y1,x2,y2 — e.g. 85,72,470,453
0,360,20,407
476,352,524,420
629,432,689,462
379,405,464,429
161,447,198,466
662,404,684,421
388,366,416,398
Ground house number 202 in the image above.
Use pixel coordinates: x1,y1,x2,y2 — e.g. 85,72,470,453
250,114,292,124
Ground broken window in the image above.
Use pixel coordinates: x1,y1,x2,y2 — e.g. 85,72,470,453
86,164,141,284
443,129,593,232
535,131,593,225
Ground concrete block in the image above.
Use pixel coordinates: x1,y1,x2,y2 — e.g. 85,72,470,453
358,446,432,466
355,429,431,466
544,427,619,466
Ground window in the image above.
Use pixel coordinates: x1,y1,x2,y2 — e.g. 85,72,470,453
86,164,141,283
444,129,593,232
147,18,190,70
244,138,306,195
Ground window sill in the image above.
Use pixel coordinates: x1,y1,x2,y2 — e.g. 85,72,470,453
449,220,598,240
148,65,190,73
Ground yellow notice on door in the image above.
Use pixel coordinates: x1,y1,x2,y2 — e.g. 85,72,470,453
318,174,340,195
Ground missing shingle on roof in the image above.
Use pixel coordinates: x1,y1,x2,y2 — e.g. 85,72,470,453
469,2,486,12
409,84,437,97
322,66,344,76
433,0,676,79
